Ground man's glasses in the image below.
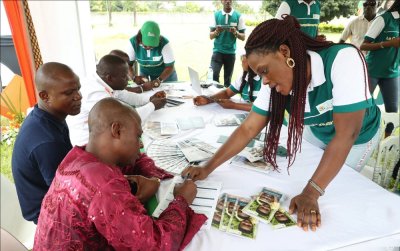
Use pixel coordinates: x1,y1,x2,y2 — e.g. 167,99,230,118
363,1,376,7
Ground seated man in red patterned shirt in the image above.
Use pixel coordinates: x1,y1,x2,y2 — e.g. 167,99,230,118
34,97,206,250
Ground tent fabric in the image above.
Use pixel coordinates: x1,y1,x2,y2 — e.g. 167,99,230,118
3,0,37,106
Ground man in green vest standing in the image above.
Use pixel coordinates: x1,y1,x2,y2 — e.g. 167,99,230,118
210,0,246,88
276,0,322,39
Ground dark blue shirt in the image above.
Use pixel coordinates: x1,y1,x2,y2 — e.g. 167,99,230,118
12,105,72,223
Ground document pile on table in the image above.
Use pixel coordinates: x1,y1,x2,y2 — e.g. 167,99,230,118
146,138,217,175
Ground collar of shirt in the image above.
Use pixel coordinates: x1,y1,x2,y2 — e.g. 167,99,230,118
392,11,399,19
298,0,316,6
33,104,69,133
306,50,326,93
244,74,261,82
221,9,234,16
95,73,114,96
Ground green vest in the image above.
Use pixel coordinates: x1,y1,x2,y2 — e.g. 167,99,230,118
211,10,244,54
302,45,380,145
365,11,400,78
285,0,320,38
129,36,174,77
229,76,262,102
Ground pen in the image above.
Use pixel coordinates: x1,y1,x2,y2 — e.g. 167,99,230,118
183,173,192,181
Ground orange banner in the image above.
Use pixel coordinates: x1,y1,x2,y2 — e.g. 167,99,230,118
3,0,37,106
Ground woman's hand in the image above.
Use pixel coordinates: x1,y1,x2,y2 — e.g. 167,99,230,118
133,76,149,85
387,37,400,48
289,189,321,232
181,165,211,181
125,175,160,203
193,95,214,106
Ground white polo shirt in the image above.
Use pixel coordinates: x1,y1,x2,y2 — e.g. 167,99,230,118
252,45,380,145
67,73,155,146
340,15,372,50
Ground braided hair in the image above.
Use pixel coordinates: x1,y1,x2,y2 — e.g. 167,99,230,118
245,15,367,171
239,68,257,102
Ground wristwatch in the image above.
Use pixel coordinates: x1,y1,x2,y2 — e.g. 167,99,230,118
154,77,163,88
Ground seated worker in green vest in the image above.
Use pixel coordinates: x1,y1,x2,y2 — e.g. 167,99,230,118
182,16,381,232
193,53,261,111
127,21,177,88
275,0,325,40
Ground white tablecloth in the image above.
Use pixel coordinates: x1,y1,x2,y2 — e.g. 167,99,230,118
146,82,400,251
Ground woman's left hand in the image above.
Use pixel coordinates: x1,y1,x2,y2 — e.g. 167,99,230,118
289,192,321,232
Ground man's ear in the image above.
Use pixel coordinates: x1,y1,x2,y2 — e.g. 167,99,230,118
278,44,291,58
105,74,113,83
38,90,49,103
110,121,122,139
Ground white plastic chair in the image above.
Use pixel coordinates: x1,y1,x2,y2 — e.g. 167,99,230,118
1,175,36,249
372,136,400,189
1,228,28,251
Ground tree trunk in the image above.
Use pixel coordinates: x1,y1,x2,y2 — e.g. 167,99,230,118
106,0,112,27
133,2,137,27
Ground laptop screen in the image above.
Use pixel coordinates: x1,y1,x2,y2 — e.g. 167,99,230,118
188,66,202,95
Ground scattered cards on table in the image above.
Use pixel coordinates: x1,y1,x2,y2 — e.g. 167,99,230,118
176,116,205,130
177,138,217,163
214,113,248,127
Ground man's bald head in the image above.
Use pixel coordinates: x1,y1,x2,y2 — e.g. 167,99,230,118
97,55,127,77
88,97,141,137
35,62,77,92
109,49,130,63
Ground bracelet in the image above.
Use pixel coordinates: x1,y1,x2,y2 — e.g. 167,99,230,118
380,42,385,49
139,86,143,93
308,179,325,196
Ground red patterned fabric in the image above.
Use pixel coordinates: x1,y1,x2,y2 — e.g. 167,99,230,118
34,146,206,251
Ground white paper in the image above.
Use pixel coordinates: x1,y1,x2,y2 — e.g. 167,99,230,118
153,176,222,230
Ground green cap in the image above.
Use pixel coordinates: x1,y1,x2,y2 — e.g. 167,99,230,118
141,21,160,47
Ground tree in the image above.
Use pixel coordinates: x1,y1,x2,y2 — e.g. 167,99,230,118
261,0,359,22
233,2,254,14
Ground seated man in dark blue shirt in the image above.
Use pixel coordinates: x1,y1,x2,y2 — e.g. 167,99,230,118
12,62,82,224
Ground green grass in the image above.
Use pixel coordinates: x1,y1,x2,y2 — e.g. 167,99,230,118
1,143,14,182
1,116,14,182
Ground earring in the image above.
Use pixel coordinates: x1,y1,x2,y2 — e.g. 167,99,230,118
286,57,295,68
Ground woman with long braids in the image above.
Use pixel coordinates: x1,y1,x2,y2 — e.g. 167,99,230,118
182,15,381,231
193,54,262,111
360,0,399,113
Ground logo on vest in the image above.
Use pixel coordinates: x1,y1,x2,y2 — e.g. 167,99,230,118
316,99,333,114
147,32,155,37
313,14,320,19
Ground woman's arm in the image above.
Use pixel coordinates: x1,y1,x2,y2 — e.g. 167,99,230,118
361,37,400,51
216,99,253,111
181,111,268,180
193,88,236,106
289,109,365,231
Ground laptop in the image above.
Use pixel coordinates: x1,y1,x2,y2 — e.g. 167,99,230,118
188,66,202,95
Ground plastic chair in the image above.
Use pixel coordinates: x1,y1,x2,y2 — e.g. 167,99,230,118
1,228,28,251
372,136,400,189
1,175,36,249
